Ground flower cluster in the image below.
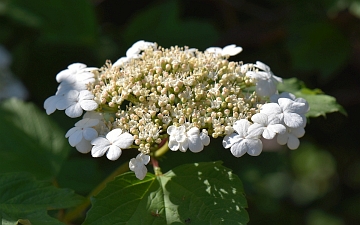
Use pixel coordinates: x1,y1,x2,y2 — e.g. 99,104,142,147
44,40,309,179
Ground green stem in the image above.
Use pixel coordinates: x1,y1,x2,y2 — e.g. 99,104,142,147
154,140,169,158
62,161,129,223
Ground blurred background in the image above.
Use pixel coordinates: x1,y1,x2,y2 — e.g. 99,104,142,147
0,0,359,224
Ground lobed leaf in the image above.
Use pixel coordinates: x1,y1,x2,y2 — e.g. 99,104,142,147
84,161,248,225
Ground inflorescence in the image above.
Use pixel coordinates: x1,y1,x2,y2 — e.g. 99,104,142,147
44,40,309,179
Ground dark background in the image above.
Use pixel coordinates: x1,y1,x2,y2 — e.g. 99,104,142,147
1,0,359,224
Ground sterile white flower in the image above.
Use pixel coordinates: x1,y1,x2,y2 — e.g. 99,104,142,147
91,128,134,161
129,153,150,180
270,92,310,125
65,118,99,153
182,127,211,153
56,90,98,118
167,125,187,151
206,44,243,56
277,126,305,150
223,119,263,157
248,113,286,139
260,98,306,128
246,61,282,97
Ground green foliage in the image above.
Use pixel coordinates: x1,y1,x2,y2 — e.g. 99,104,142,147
0,172,84,225
84,162,248,225
0,98,71,179
277,78,347,117
124,0,219,50
0,0,97,46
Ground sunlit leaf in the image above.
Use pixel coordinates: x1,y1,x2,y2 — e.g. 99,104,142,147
84,161,248,225
0,98,71,179
0,172,84,225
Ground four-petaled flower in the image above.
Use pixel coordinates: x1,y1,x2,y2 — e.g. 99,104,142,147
129,153,151,180
56,90,98,118
91,129,134,161
65,118,99,153
223,119,263,157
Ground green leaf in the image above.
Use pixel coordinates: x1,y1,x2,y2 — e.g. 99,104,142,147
124,0,219,50
277,78,347,117
84,161,248,225
0,98,71,179
0,172,84,225
2,0,97,46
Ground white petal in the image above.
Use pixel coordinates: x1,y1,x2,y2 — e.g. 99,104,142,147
83,128,98,141
75,138,92,154
68,130,83,146
233,119,250,137
267,124,286,135
137,153,150,165
135,164,147,180
222,133,242,148
80,100,98,111
167,125,177,135
79,90,94,101
188,133,203,153
251,113,268,125
65,103,83,118
91,136,109,146
91,144,109,158
114,132,134,149
44,95,59,115
287,134,300,150
277,133,288,145
230,141,247,157
168,137,180,151
106,129,123,142
260,103,282,116
284,112,303,128
291,127,305,138
65,127,79,138
179,139,189,152
222,44,242,56
200,132,210,146
247,123,264,138
244,139,263,156
106,145,122,160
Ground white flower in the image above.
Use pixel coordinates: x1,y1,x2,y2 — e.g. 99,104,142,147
270,92,310,125
167,125,187,151
222,119,263,157
246,61,282,97
129,153,150,180
206,44,243,56
91,129,134,161
277,126,305,150
65,118,99,153
183,128,211,153
248,113,286,140
56,90,98,118
260,98,306,128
